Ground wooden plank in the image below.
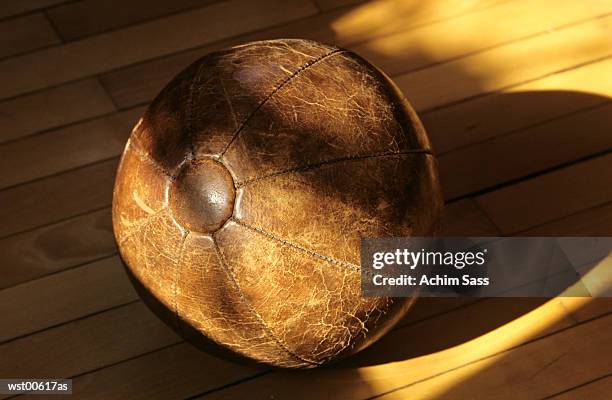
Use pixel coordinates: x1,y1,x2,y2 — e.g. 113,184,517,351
555,249,612,321
47,0,219,41
0,302,179,388
475,153,612,234
198,298,575,399
438,199,500,235
0,208,114,289
438,101,612,199
314,0,509,16
326,0,511,47
559,298,612,326
0,13,60,59
547,374,612,400
0,256,136,343
524,202,612,323
100,0,511,108
375,314,612,400
394,13,612,112
0,158,118,238
524,201,612,236
100,47,209,108
25,343,265,400
397,298,481,328
0,78,115,143
313,0,364,11
423,56,612,155
0,0,66,19
0,107,141,189
0,0,318,100
352,0,612,77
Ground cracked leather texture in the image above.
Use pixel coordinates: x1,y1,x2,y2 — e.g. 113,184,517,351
112,39,443,368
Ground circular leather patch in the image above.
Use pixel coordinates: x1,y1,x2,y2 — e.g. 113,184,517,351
169,159,235,233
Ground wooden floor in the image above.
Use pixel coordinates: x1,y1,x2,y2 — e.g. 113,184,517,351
1,0,611,398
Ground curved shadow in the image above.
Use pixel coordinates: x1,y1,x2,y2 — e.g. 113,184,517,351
329,90,612,376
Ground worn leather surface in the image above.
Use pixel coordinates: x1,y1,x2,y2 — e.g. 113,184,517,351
112,39,443,368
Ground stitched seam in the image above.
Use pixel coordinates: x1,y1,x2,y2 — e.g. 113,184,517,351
218,49,345,158
127,60,205,184
187,62,206,159
237,149,433,187
232,218,360,272
210,234,321,367
128,137,174,178
173,230,190,336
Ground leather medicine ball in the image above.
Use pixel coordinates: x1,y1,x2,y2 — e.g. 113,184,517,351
112,39,443,368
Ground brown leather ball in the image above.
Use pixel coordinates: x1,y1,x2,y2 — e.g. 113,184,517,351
112,39,442,368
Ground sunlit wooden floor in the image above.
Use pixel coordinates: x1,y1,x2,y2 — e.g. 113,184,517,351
1,0,611,398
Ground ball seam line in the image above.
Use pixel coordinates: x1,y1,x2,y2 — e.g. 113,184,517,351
231,217,361,273
236,149,434,188
172,229,190,338
127,136,174,178
217,48,346,159
210,233,322,367
187,60,206,160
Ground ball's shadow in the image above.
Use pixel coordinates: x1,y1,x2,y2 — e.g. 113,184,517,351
333,88,612,371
